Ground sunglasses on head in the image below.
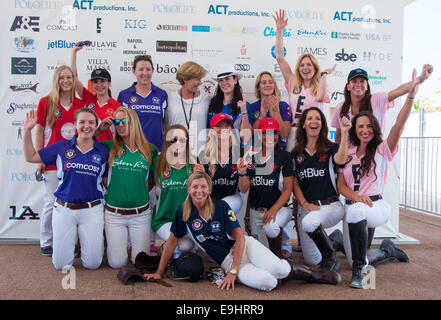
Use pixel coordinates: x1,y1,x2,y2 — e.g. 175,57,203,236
170,137,187,144
113,119,129,126
262,130,279,135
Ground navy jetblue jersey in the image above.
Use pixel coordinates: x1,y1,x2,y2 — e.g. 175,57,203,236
247,147,295,210
39,136,109,203
199,148,243,200
170,199,240,265
293,144,339,202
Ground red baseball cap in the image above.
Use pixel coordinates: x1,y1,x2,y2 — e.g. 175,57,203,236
210,113,233,128
258,118,280,132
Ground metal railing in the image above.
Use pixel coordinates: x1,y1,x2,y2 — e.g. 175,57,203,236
400,137,441,216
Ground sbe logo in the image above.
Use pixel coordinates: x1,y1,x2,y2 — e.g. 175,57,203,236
10,16,40,32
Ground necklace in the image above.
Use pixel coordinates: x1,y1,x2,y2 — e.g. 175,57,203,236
180,89,195,129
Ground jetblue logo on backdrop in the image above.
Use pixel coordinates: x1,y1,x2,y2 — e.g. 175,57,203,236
10,16,40,32
47,40,76,50
192,25,210,32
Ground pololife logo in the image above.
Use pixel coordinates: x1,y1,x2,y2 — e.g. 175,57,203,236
10,16,40,32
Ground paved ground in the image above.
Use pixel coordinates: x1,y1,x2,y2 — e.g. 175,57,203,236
1,208,440,300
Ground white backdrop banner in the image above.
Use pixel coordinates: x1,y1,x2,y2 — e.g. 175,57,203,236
0,0,404,239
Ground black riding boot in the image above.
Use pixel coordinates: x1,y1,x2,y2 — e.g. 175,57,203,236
307,226,340,271
287,262,341,285
368,239,410,267
267,228,283,258
348,220,368,289
367,228,375,249
329,229,346,256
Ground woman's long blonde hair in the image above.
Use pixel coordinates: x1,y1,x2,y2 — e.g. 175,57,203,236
109,107,152,166
46,66,76,128
182,172,214,222
156,124,191,182
293,54,321,97
204,125,239,178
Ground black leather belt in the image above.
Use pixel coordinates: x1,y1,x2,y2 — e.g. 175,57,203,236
308,196,340,206
346,195,382,205
56,198,102,210
105,203,149,215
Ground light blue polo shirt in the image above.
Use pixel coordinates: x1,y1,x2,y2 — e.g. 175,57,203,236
117,82,168,150
38,136,109,203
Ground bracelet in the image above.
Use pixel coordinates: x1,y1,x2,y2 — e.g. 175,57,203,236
407,96,415,100
244,217,250,220
301,200,307,206
241,111,248,116
238,170,247,176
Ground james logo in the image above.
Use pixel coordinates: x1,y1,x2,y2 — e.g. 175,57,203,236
129,96,139,104
192,218,203,231
64,149,77,159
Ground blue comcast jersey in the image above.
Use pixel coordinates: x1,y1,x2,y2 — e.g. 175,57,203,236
38,136,109,203
171,198,240,265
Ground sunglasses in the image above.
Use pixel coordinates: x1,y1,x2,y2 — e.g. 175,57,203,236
170,137,187,144
262,130,279,135
113,119,129,126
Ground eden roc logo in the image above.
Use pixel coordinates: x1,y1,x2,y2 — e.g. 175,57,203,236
335,49,357,62
10,16,40,32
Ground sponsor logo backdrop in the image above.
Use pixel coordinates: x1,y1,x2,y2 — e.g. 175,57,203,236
0,0,404,240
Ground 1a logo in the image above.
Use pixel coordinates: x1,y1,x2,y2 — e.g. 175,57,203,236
9,206,39,220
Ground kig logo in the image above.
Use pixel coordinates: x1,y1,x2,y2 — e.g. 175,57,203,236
10,16,40,32
125,19,147,29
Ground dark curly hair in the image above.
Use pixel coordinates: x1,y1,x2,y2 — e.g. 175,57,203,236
349,111,383,180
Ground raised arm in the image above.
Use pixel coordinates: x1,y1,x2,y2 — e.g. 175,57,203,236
144,232,178,280
333,117,351,165
388,64,433,102
23,110,43,163
316,64,336,102
273,9,294,84
387,69,421,151
70,45,85,98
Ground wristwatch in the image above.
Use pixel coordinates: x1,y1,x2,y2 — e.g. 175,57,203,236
229,268,238,276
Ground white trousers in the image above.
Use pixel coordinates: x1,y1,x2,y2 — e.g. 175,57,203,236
104,207,152,269
298,201,345,266
221,236,291,291
342,199,391,266
52,202,104,270
250,207,292,249
156,222,195,259
41,170,58,247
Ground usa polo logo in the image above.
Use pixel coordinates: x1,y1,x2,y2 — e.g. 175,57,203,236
297,155,305,163
318,155,328,162
64,149,76,159
55,107,62,118
163,170,171,179
192,218,203,231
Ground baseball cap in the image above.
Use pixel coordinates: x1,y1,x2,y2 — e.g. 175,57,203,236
90,68,111,82
210,113,233,128
258,118,280,132
347,68,368,82
213,63,243,81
